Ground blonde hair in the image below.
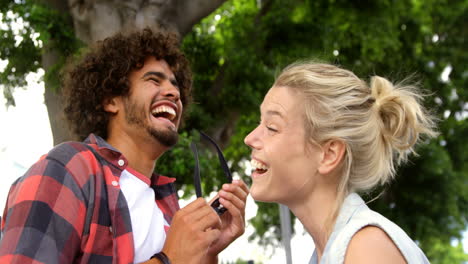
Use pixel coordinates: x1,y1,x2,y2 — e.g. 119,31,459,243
274,61,437,230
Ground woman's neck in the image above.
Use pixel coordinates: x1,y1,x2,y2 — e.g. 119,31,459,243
287,187,339,260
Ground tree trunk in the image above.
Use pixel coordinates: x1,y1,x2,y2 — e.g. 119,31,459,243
44,0,227,144
43,50,75,144
42,0,76,144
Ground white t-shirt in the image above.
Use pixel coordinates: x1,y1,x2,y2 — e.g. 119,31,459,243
119,167,168,263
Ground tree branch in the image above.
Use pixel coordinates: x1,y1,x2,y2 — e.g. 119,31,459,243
207,1,275,146
176,0,228,36
255,0,274,25
210,0,274,95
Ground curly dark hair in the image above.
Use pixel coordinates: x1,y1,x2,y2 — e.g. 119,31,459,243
63,27,192,140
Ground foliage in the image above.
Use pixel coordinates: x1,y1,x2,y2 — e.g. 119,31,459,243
1,0,467,262
178,0,468,259
424,238,468,264
156,131,234,199
0,0,81,105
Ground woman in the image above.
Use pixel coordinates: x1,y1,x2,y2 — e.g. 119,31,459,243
244,61,436,264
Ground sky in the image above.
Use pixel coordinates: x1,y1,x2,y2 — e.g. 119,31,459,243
0,70,316,263
0,69,53,208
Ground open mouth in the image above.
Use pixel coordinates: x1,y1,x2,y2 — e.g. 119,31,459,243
151,105,177,121
251,159,268,175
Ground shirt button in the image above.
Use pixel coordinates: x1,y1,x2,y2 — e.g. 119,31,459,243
118,159,125,166
112,180,119,186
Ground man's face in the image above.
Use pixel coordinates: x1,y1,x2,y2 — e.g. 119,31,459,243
122,57,183,147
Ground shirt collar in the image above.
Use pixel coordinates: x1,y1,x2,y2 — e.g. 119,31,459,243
84,133,126,168
84,133,120,152
320,193,366,261
84,133,176,185
333,193,366,230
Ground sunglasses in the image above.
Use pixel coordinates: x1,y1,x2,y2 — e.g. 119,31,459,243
190,131,233,216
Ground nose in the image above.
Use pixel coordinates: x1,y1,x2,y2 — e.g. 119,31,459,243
161,82,180,102
244,126,261,150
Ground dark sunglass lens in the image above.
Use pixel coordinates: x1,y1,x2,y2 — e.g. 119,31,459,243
211,197,227,216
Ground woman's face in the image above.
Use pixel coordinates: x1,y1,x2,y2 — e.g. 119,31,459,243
244,86,323,204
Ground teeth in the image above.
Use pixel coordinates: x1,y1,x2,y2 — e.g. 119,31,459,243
152,105,176,120
251,159,268,171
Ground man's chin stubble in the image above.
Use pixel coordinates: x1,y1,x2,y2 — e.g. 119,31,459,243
148,128,179,147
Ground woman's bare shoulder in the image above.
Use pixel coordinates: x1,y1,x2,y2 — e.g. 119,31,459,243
344,225,407,264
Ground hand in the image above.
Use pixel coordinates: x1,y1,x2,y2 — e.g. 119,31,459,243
162,198,221,264
205,179,249,257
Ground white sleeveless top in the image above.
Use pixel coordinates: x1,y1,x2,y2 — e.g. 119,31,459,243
309,193,430,264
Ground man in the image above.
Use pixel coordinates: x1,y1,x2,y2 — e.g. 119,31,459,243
0,28,249,264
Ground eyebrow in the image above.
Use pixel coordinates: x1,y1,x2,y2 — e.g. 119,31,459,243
143,71,179,88
265,110,284,119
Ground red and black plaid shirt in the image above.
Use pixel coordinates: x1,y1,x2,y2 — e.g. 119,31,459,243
0,134,179,264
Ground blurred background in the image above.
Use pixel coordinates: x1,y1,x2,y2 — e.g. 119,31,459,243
0,0,467,263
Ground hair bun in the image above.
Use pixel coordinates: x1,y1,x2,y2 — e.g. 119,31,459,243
370,76,437,163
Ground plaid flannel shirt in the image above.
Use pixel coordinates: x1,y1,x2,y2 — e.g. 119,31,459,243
0,134,180,264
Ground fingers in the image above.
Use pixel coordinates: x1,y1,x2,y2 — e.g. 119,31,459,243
218,180,249,211
202,179,249,256
216,179,249,224
163,198,226,263
221,179,249,201
234,179,250,194
218,191,243,217
179,198,221,230
205,228,222,244
180,197,209,212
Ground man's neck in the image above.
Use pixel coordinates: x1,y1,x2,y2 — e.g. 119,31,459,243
106,132,167,179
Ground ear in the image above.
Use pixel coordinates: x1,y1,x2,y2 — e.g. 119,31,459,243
103,97,121,114
318,139,346,175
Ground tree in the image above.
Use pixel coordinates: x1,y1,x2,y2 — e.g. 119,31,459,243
0,0,227,144
1,0,467,262
171,0,467,259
